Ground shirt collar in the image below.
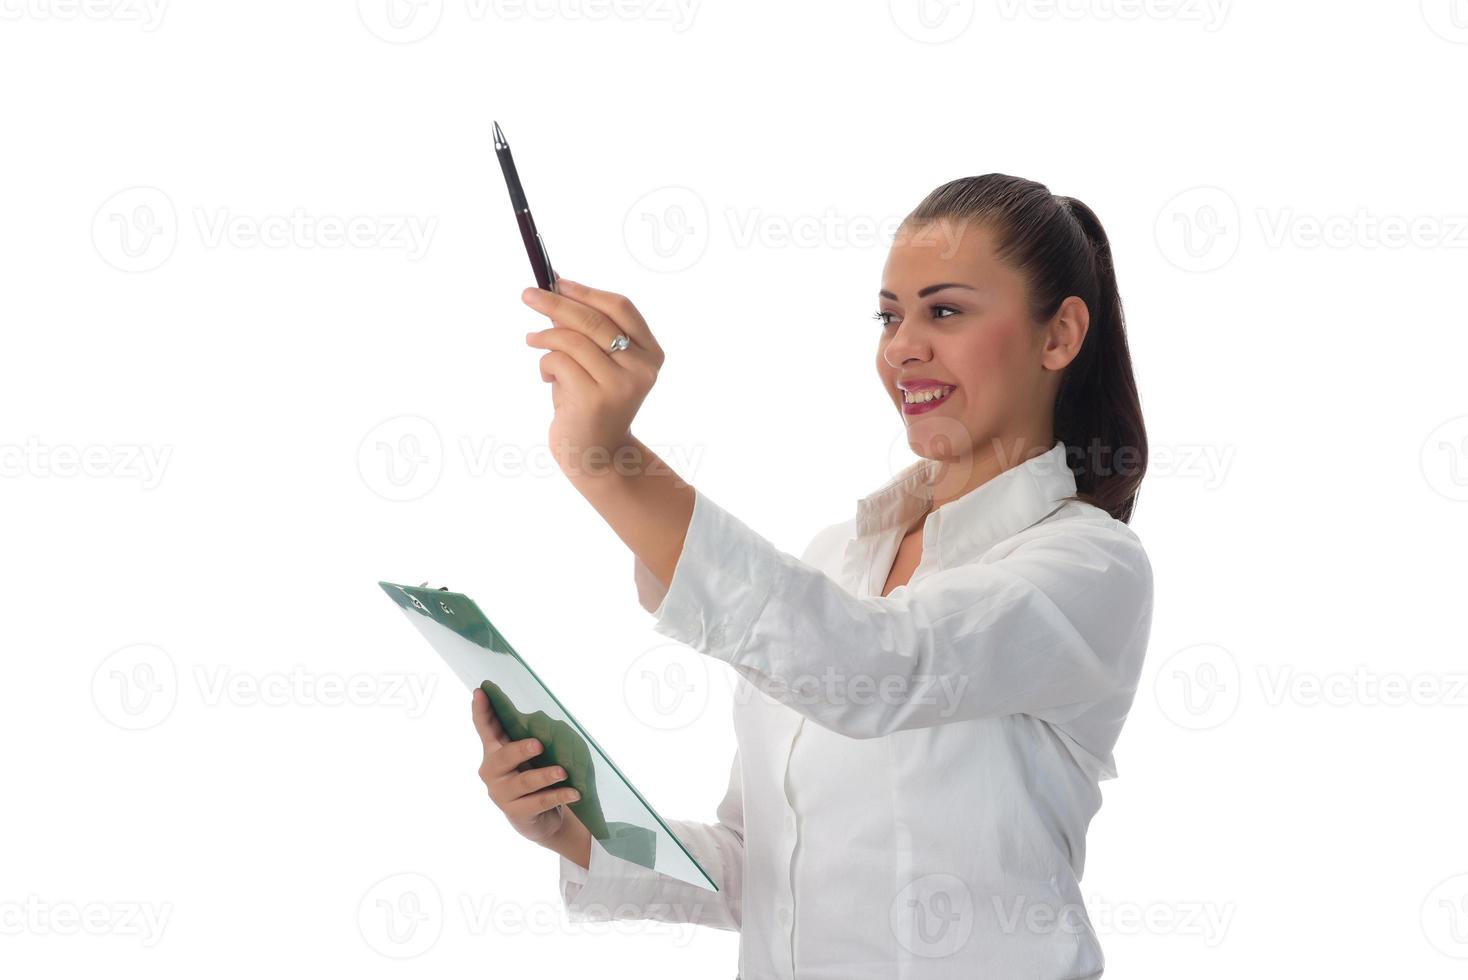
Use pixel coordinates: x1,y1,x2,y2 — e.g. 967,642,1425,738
854,438,1077,570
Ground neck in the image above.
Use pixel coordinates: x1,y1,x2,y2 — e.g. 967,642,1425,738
926,434,1054,511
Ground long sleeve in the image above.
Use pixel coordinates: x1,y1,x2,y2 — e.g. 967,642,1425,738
557,747,744,931
642,487,1154,741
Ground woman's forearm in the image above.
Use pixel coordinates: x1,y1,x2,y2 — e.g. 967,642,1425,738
566,435,694,594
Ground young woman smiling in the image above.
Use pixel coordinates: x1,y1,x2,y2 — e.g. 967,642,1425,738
471,173,1153,980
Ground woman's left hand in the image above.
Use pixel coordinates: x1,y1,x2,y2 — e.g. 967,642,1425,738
522,277,665,480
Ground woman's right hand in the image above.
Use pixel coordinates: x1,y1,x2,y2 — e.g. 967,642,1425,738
471,687,583,847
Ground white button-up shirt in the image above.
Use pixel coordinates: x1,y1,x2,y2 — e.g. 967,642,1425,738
558,438,1154,979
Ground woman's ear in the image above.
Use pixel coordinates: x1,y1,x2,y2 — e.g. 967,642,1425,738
1041,296,1090,371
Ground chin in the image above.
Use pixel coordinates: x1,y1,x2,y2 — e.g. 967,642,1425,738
901,413,978,461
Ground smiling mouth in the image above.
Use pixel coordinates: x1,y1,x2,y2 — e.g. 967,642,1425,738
900,386,957,418
902,385,955,405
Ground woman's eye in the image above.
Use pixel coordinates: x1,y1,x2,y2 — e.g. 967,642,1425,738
872,305,959,329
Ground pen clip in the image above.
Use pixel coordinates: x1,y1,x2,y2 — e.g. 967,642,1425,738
537,233,558,293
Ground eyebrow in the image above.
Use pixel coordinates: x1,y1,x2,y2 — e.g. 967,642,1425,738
878,282,978,301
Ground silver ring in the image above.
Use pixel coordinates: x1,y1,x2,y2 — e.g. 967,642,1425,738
607,333,630,354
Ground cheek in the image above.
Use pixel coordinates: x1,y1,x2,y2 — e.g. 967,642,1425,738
953,325,1021,388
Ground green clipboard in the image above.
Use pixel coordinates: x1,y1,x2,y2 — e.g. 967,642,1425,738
379,581,718,892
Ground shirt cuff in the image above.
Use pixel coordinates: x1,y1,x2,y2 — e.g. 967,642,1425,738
646,487,786,660
556,837,666,922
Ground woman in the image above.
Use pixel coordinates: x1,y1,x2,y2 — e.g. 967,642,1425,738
471,173,1154,979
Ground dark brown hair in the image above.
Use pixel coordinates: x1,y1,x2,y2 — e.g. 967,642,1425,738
902,174,1147,523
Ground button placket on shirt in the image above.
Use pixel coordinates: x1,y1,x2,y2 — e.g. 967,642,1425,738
778,717,803,976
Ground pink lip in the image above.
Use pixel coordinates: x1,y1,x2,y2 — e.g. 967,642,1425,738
897,378,955,392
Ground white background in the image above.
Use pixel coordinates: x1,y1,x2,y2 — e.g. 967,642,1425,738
3,1,1466,976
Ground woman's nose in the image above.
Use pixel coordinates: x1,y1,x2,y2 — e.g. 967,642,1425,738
882,320,930,368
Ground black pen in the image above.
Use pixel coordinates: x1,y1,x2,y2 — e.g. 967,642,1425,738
493,120,558,294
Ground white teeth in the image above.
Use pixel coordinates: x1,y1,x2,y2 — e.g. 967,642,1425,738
904,386,953,404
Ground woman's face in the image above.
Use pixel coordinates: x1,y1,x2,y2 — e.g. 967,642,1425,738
875,218,1072,465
